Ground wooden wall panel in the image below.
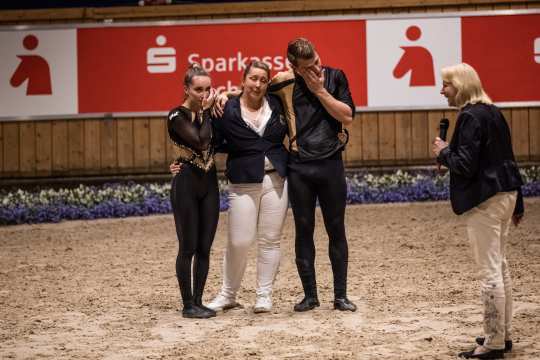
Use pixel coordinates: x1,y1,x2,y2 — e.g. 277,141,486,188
84,119,101,171
100,118,117,173
117,118,134,171
378,112,396,162
68,120,84,173
0,0,533,23
395,112,412,164
149,117,166,170
530,109,540,161
133,118,150,170
361,113,379,162
35,122,52,175
411,111,429,160
511,109,530,161
52,120,68,173
19,122,36,175
2,123,19,175
511,3,528,9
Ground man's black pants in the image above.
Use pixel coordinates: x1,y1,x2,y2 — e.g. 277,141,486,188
287,152,349,299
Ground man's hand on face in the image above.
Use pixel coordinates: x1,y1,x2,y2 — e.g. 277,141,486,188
297,67,325,96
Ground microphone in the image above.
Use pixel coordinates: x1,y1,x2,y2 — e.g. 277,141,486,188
439,118,449,141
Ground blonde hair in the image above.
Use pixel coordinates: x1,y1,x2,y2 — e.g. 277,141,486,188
441,63,492,108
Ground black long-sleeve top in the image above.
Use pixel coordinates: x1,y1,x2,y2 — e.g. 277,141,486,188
268,67,354,161
168,106,212,151
167,106,214,171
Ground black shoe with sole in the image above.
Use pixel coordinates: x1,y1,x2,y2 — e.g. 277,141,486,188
293,297,320,312
193,297,217,317
333,298,357,312
182,305,216,319
475,337,512,352
458,348,504,359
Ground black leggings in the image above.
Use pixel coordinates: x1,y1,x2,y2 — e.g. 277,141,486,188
288,153,348,298
170,164,220,307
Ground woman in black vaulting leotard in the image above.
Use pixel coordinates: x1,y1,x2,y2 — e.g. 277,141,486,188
167,64,219,319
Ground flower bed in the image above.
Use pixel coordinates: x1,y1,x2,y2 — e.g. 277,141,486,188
1,167,539,225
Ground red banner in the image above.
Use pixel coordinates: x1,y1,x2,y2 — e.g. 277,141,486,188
77,20,367,113
462,14,540,102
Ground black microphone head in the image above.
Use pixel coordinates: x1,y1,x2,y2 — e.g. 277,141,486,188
439,118,449,130
439,118,449,141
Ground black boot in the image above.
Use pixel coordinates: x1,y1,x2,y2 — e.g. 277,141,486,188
294,296,320,312
333,297,357,312
294,259,319,312
182,303,216,319
194,296,217,317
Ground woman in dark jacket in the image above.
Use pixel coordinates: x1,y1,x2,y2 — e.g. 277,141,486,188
433,63,524,359
207,61,289,313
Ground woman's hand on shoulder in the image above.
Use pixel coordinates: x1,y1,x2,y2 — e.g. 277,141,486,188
170,162,183,175
211,92,229,118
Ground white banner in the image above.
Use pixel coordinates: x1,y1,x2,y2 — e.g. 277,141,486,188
367,18,461,108
0,29,78,117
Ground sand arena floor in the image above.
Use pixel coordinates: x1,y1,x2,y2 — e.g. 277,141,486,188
1,199,539,359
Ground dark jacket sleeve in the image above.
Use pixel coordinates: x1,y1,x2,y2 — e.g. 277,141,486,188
437,112,482,178
211,114,229,153
168,109,212,151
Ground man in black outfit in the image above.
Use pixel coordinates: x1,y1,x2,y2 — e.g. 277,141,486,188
269,38,356,312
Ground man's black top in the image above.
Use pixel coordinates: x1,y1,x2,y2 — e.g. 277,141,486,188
268,66,355,161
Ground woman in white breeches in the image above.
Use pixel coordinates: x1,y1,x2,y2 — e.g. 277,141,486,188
214,171,288,312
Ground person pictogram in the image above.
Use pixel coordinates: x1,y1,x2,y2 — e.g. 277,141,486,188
393,25,435,86
10,34,52,95
147,35,176,74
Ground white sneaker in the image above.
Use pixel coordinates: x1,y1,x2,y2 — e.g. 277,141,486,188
207,294,238,312
253,295,272,313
